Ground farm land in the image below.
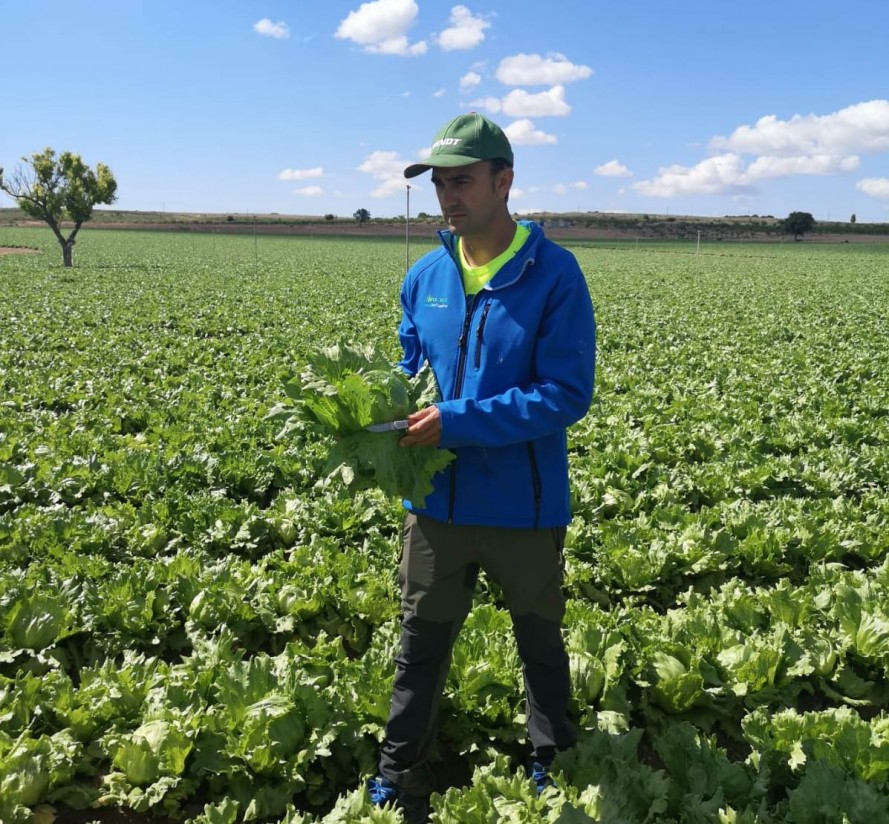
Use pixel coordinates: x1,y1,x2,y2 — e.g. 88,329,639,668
4,205,889,244
0,226,888,823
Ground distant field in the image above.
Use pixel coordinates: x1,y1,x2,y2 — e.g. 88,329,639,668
3,205,889,243
1,227,888,823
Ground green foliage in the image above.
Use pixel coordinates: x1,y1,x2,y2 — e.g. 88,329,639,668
0,147,117,265
781,211,816,239
0,230,887,821
0,730,81,823
785,761,889,823
270,341,454,506
743,707,889,784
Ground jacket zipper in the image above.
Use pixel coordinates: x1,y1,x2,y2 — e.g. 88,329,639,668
448,293,481,522
474,301,492,369
453,296,478,398
527,442,542,529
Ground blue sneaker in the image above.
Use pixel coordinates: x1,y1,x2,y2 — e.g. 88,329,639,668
528,760,554,794
367,775,429,823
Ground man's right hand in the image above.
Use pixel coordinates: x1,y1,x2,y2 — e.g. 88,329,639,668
399,405,441,448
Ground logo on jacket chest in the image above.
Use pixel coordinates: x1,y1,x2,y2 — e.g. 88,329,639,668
424,295,449,309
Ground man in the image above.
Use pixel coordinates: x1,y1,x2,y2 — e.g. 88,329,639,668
367,112,596,822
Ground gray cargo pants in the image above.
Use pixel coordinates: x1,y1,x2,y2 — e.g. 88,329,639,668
378,513,576,796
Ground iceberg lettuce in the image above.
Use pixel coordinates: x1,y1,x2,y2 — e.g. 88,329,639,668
270,342,454,506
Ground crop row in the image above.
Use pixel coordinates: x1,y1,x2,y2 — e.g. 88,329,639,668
1,229,888,822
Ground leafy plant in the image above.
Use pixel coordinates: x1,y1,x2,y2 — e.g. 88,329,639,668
2,231,889,821
269,341,454,506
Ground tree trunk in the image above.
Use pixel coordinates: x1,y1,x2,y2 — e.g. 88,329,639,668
61,225,81,267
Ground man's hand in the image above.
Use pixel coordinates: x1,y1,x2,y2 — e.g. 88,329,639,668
399,405,441,448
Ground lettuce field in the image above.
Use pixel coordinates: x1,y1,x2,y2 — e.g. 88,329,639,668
1,227,888,823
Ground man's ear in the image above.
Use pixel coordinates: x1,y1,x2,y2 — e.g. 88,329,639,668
496,167,514,200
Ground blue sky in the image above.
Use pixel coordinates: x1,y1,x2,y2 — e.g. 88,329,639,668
3,1,889,222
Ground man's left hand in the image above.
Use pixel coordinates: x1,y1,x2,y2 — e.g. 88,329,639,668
399,405,441,447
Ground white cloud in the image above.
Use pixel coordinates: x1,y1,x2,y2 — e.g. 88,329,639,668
278,167,324,181
510,187,525,199
470,86,570,118
553,181,587,194
595,160,632,178
633,154,752,197
711,99,889,156
745,154,859,178
502,85,570,118
434,87,447,98
294,186,323,196
504,119,557,146
468,95,502,114
335,0,427,56
857,177,889,198
358,150,411,197
254,18,290,39
460,71,482,91
496,52,592,86
633,99,889,199
435,5,490,51
635,151,864,198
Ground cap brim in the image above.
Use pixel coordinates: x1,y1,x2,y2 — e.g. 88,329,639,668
403,163,431,179
403,155,483,179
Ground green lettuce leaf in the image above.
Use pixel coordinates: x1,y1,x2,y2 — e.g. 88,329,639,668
743,706,889,785
272,341,454,506
786,760,889,823
0,730,80,822
107,715,194,787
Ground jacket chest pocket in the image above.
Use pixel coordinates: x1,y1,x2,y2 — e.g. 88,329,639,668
471,305,534,376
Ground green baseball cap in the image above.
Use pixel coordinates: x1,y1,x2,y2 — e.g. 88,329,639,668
404,112,514,178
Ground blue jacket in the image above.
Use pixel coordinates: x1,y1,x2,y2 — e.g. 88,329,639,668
398,221,596,528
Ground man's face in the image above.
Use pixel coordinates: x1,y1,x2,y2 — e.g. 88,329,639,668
430,160,513,238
